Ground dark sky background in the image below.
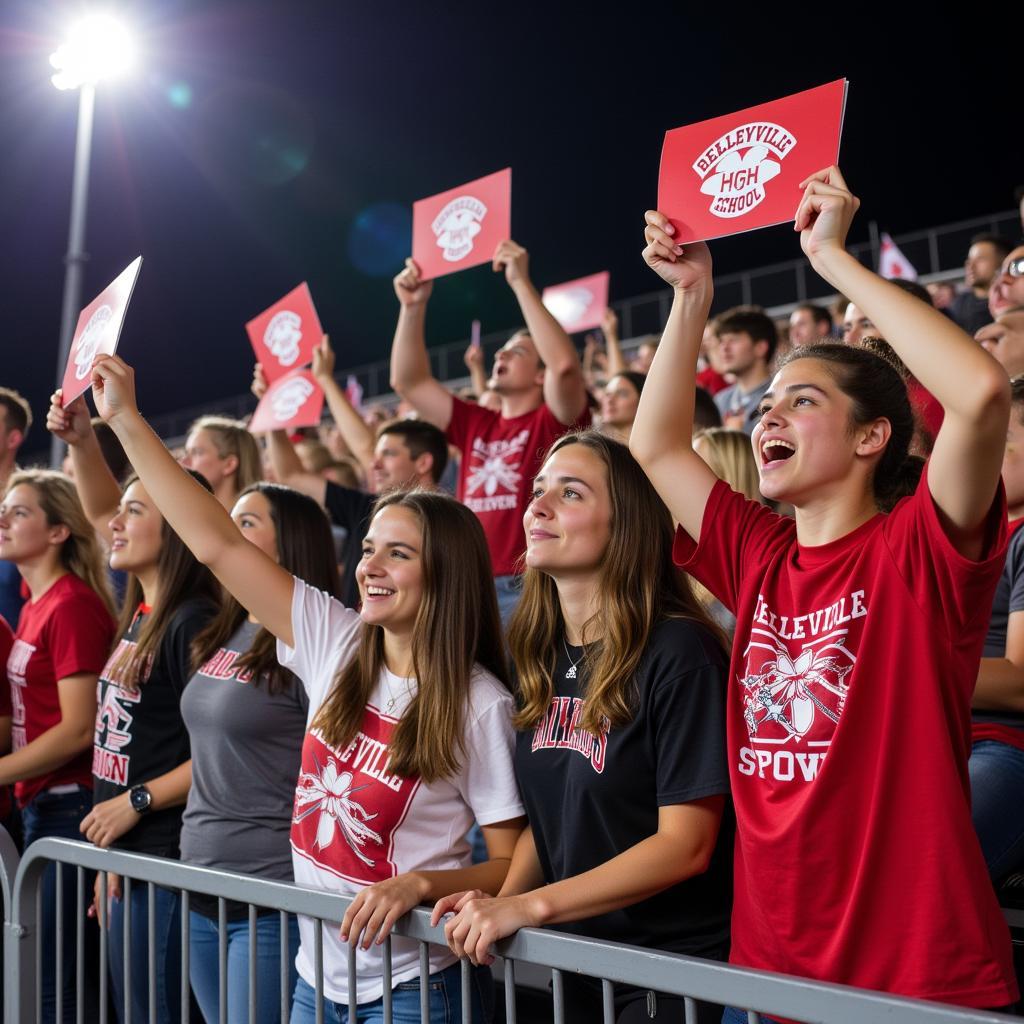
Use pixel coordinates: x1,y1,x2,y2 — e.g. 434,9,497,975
1,1,1017,461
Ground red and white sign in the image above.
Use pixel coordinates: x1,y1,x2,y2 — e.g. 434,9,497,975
542,272,610,333
658,80,848,243
246,283,322,383
878,233,918,281
249,369,324,434
412,168,512,281
60,257,143,406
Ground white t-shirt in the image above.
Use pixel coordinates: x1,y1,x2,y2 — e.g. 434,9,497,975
277,577,524,1004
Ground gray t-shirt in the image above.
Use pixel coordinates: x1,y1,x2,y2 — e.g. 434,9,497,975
180,619,309,886
713,379,771,436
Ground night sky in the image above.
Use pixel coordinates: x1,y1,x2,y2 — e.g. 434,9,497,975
2,1,1016,462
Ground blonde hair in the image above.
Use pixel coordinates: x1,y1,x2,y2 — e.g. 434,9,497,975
190,415,262,495
6,470,116,618
694,428,765,505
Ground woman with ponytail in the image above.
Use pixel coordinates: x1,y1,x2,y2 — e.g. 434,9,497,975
630,166,1018,1015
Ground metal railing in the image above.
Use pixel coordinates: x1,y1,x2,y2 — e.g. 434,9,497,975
0,837,1019,1024
143,207,1021,446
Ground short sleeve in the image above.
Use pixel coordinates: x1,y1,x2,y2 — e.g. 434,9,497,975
445,395,495,452
454,680,524,827
1006,529,1024,615
163,602,216,696
276,577,363,708
46,589,115,681
672,480,794,614
883,462,1008,637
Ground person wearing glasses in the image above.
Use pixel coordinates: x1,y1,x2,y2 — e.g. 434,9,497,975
989,246,1024,320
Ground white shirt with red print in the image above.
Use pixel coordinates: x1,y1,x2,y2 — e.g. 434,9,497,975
277,577,523,1005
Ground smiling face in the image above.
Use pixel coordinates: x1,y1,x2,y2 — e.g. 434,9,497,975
371,433,419,493
524,443,612,579
600,375,640,428
230,490,279,561
357,505,424,636
107,480,164,575
488,332,544,395
0,483,67,565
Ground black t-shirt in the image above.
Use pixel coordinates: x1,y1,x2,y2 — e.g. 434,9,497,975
92,598,215,856
323,482,375,609
514,617,732,958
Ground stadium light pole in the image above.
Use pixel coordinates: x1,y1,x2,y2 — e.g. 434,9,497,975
49,14,135,468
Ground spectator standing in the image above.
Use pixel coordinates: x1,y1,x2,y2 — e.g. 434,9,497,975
183,415,262,510
0,388,32,628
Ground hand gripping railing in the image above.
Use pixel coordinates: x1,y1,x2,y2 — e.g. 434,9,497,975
5,838,1021,1024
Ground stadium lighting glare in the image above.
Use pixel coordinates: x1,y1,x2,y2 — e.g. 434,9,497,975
50,14,136,91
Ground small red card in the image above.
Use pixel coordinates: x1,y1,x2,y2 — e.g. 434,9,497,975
249,369,324,433
60,257,143,406
542,272,610,333
246,283,322,383
412,168,512,281
658,80,848,244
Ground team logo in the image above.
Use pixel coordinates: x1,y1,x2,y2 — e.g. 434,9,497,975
432,196,487,262
544,287,593,328
264,310,303,366
272,377,315,422
692,122,797,219
74,305,114,380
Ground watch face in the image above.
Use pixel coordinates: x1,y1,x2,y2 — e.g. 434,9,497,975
131,786,151,812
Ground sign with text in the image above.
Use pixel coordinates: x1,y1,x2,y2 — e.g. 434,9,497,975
246,283,322,383
249,369,324,433
542,271,610,333
60,257,143,405
658,80,848,243
412,168,512,281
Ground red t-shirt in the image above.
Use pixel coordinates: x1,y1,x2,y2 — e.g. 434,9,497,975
907,377,944,450
446,396,590,577
696,366,729,396
673,467,1017,1008
7,574,116,807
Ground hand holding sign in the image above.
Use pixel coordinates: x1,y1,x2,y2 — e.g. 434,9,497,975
642,211,713,293
492,240,530,288
393,259,434,309
795,166,860,268
46,391,92,447
311,335,335,383
249,369,324,434
90,355,141,427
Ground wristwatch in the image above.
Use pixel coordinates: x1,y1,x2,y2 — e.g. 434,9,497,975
129,784,153,815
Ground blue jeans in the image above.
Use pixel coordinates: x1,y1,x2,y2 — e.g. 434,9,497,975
107,881,182,1024
969,739,1024,881
494,574,522,629
190,910,299,1024
289,960,494,1023
21,785,93,1023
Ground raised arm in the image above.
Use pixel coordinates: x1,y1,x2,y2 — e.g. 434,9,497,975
91,355,296,645
463,342,488,398
796,167,1010,555
312,335,376,477
629,214,720,541
493,241,588,425
388,260,454,430
602,307,628,378
46,391,122,544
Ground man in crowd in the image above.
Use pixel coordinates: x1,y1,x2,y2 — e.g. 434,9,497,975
990,245,1024,321
711,309,777,435
951,233,1013,335
390,239,589,622
0,388,31,626
788,303,833,348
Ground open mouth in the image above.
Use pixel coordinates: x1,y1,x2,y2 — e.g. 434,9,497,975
761,439,796,467
364,585,396,599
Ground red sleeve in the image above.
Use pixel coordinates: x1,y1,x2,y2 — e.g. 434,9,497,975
672,480,794,614
883,461,1007,639
445,394,497,451
0,618,12,718
44,590,116,681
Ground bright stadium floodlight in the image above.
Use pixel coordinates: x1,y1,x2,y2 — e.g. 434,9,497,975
50,13,136,91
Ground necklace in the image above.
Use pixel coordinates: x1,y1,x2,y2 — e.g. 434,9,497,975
562,637,584,680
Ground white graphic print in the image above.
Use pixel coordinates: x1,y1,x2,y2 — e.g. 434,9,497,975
692,122,796,219
7,639,34,750
544,287,593,328
74,305,113,380
463,429,529,513
432,196,487,262
264,310,303,366
293,754,383,867
271,377,315,422
737,591,865,783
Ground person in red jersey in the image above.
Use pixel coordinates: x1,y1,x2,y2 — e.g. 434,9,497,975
630,166,1018,1018
0,470,117,1022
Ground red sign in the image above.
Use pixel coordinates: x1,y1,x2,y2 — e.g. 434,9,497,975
60,257,143,406
412,168,512,281
542,272,610,333
658,80,848,243
248,369,324,434
245,283,322,383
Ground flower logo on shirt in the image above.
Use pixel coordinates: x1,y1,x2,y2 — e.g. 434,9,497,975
465,429,530,498
293,755,383,867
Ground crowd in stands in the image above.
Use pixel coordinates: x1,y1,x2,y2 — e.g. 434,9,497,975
0,168,1022,1023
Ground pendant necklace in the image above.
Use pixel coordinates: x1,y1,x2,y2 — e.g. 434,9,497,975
562,637,584,680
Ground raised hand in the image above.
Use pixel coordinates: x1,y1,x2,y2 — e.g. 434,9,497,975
794,166,860,265
642,212,712,292
601,307,619,340
464,342,483,370
46,390,92,445
393,259,433,308
90,355,140,425
251,363,268,400
492,240,530,287
312,334,336,382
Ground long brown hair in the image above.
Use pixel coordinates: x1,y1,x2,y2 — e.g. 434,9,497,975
107,472,219,687
509,431,726,736
6,470,115,618
191,483,340,694
312,490,508,783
